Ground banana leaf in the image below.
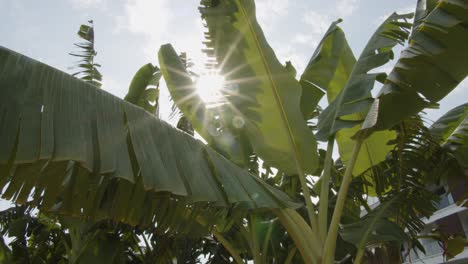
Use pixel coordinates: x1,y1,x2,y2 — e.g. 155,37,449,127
124,63,161,115
358,0,468,137
0,46,299,228
199,0,318,174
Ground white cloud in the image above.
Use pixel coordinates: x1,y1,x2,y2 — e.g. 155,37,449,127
275,45,308,75
292,33,316,45
336,0,359,17
303,11,332,35
256,0,290,18
256,0,290,33
119,0,171,38
115,0,173,58
70,0,104,9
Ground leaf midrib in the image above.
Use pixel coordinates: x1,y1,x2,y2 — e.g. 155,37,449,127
236,1,305,169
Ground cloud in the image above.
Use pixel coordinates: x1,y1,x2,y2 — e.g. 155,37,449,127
119,0,171,38
303,11,332,35
275,45,308,75
292,33,318,46
255,0,290,33
116,0,173,58
70,0,104,9
336,0,359,17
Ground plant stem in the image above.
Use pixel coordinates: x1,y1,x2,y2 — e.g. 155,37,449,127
250,214,261,264
295,160,319,231
285,247,297,264
322,139,363,264
318,139,335,243
261,219,274,264
194,213,244,264
211,228,245,264
274,209,320,263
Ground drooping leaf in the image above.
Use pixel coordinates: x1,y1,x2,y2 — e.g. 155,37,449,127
316,12,412,141
340,197,407,256
430,103,468,174
359,0,468,136
199,0,319,174
124,63,161,115
430,103,467,143
314,15,411,177
445,118,468,173
0,46,299,227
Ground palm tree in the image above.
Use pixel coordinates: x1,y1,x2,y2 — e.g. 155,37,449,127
0,0,467,263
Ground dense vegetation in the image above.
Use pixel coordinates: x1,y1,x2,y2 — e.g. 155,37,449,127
0,0,467,263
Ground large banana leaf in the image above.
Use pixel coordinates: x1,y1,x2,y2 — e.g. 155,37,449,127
0,46,299,227
199,0,318,174
299,19,355,119
158,44,251,166
315,12,412,142
431,103,468,174
359,0,468,136
313,15,411,177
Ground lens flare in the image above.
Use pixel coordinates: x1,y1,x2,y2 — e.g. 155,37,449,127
196,73,225,105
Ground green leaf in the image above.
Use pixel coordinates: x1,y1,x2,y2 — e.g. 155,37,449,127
158,44,251,166
0,237,12,263
340,197,407,260
313,16,407,178
431,103,468,174
299,19,355,119
359,0,468,135
144,88,159,102
446,236,468,260
0,46,299,227
70,21,102,88
200,0,318,174
316,12,413,142
431,103,467,143
124,63,161,114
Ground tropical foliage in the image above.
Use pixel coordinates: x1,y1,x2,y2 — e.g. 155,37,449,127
0,0,467,263
69,21,103,88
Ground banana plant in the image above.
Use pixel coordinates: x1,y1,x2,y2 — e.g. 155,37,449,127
194,0,467,263
124,63,161,115
69,21,102,88
1,0,467,263
0,45,299,229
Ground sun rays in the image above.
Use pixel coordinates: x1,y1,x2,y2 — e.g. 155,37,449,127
195,72,225,106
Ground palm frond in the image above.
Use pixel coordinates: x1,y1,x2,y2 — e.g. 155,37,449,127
69,21,102,88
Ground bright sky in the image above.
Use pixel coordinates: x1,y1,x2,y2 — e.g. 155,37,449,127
2,0,466,123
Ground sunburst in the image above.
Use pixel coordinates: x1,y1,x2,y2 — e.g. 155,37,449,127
195,72,225,106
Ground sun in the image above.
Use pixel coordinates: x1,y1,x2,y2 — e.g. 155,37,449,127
195,72,225,105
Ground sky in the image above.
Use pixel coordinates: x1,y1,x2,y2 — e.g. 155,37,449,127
1,0,466,123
